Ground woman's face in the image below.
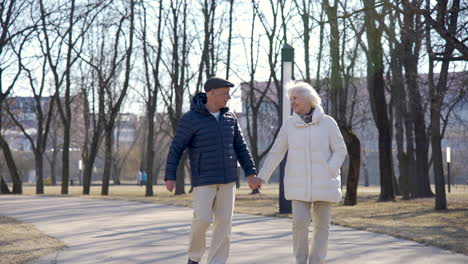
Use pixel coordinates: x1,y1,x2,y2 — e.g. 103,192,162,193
290,91,312,114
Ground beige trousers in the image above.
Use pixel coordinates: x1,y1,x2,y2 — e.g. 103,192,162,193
292,200,332,264
188,182,236,264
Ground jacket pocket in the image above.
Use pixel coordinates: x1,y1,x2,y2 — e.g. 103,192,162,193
327,164,339,178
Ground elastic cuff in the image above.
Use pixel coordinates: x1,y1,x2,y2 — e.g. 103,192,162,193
244,169,257,177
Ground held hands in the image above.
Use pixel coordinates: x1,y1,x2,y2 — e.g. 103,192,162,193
167,176,262,191
165,180,176,192
247,175,262,190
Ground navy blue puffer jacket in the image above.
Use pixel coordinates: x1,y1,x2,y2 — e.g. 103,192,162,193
164,93,256,187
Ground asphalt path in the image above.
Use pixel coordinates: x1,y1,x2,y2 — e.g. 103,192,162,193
0,196,466,264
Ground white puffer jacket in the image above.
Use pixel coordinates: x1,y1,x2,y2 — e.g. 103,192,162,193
258,105,347,203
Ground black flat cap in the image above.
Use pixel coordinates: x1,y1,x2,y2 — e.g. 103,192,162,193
204,77,234,92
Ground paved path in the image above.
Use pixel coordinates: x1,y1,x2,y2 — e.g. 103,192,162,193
0,196,466,264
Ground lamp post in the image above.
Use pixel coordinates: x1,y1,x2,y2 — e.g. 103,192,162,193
446,147,451,193
279,44,294,214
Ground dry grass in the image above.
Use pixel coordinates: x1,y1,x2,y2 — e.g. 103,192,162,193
21,183,468,255
0,215,65,264
330,190,468,255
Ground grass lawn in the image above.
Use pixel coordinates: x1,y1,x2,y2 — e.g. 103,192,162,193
0,215,65,264
20,183,468,255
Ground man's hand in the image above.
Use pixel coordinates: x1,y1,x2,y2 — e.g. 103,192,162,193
247,175,262,190
165,180,176,192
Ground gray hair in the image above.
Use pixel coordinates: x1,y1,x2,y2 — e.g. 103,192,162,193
286,81,322,107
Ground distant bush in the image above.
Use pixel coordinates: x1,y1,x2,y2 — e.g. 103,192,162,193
43,178,52,185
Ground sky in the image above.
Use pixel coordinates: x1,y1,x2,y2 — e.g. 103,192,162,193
6,0,467,116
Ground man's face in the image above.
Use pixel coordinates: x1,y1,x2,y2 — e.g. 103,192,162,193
208,87,231,109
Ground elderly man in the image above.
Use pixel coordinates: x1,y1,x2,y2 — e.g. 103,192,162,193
164,77,262,264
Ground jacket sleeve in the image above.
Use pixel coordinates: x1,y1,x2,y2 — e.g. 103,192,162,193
233,118,257,177
164,114,194,181
257,123,288,183
327,117,348,172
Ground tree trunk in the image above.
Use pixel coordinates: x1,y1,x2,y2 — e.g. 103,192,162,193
225,0,234,80
405,68,432,198
82,110,105,194
145,112,156,196
324,0,342,119
294,0,312,83
0,135,22,194
401,0,433,198
61,124,71,194
1,175,11,194
50,129,58,185
101,127,113,195
167,0,187,195
57,0,76,196
341,125,361,206
431,96,447,210
35,151,44,194
315,4,325,94
363,161,369,187
141,0,162,196
390,43,410,199
363,1,395,201
428,0,460,210
372,71,395,202
112,161,120,185
82,162,93,195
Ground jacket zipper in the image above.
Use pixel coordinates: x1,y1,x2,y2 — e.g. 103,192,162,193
216,114,227,183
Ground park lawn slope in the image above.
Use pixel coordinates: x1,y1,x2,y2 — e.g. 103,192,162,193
0,215,65,264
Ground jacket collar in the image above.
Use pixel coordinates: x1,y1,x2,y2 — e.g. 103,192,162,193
191,92,229,116
292,105,325,127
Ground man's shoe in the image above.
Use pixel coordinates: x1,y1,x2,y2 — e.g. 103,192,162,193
187,259,199,264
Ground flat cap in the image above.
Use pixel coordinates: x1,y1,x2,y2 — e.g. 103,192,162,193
204,77,234,92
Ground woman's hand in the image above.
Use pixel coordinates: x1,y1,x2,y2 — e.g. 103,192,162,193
247,175,262,189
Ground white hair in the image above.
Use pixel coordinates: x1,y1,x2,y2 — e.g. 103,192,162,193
286,81,322,107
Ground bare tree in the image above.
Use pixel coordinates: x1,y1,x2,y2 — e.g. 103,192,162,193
161,0,191,195
315,2,326,94
379,0,413,199
400,0,433,198
140,0,164,196
420,1,468,59
243,8,279,175
196,0,217,93
362,0,395,201
39,0,108,194
293,0,313,83
39,0,75,195
100,0,135,196
426,0,464,210
5,49,55,194
316,0,363,205
246,0,287,194
323,0,344,120
225,0,234,80
77,0,135,195
0,0,36,194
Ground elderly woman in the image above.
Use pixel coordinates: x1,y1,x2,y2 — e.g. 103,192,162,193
257,81,347,264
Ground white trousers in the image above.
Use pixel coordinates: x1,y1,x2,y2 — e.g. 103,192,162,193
188,182,236,264
292,200,332,264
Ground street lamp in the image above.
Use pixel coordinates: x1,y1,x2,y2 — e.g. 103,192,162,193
446,147,451,193
279,44,294,214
